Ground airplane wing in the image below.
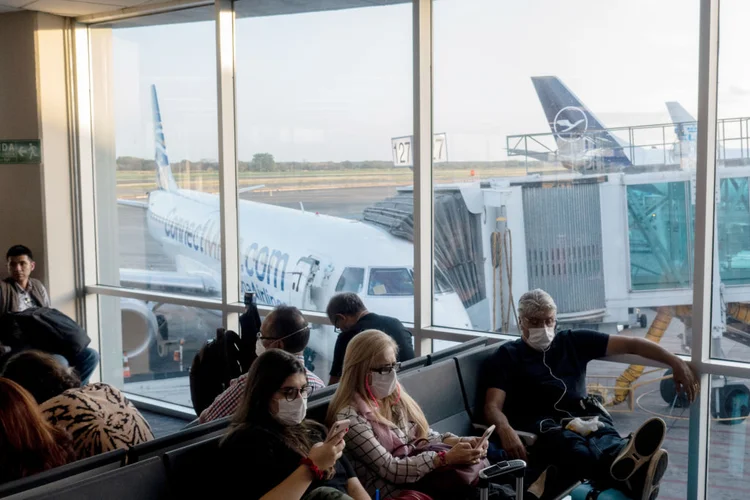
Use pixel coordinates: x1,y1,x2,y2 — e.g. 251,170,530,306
119,268,221,296
118,199,148,209
238,184,265,194
507,148,560,163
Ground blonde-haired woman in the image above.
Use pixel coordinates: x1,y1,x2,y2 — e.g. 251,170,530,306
326,330,488,499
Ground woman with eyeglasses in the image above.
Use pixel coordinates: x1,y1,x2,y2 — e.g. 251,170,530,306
326,330,489,499
219,349,369,500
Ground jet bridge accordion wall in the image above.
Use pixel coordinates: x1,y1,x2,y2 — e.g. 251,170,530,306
521,182,605,315
362,191,486,308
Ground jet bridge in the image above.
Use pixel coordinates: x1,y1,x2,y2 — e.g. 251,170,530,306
506,117,750,173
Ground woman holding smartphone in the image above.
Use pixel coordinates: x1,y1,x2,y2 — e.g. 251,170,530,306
326,330,489,499
219,349,369,500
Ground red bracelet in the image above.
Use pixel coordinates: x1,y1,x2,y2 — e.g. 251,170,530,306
437,451,447,467
300,456,324,481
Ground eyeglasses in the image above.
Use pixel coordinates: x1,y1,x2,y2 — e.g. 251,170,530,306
257,325,310,342
371,362,401,375
277,385,313,401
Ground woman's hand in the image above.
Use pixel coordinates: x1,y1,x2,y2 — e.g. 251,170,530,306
307,439,345,471
465,437,489,458
444,442,482,466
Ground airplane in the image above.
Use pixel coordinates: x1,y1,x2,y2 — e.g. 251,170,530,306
117,85,472,373
523,76,679,172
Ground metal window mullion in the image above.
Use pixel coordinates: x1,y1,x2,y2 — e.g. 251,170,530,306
412,0,433,356
73,24,103,363
215,0,239,331
688,1,720,499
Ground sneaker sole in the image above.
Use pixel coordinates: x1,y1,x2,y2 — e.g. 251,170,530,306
640,449,669,500
610,418,666,481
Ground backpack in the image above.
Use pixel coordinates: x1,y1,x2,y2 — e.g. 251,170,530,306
0,307,90,360
189,328,254,416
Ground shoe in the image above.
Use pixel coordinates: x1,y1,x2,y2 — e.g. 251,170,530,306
626,449,669,500
610,417,666,481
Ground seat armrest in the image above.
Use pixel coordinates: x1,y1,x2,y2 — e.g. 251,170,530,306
516,431,537,447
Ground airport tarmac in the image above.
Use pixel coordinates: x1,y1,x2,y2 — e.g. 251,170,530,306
114,184,750,499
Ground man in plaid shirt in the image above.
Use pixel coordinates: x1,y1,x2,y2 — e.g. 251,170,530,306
199,305,325,423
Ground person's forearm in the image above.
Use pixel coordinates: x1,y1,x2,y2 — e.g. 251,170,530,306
485,405,512,432
630,338,681,368
259,465,314,500
346,478,371,500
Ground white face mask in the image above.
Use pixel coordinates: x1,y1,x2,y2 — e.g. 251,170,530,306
527,326,556,351
369,370,398,399
255,338,266,357
275,395,307,426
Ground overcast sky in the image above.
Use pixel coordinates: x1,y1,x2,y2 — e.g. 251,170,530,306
107,0,750,163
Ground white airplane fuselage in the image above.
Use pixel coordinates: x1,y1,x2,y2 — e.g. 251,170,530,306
145,188,471,359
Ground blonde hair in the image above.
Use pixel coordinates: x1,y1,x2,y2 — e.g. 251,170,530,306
326,330,429,439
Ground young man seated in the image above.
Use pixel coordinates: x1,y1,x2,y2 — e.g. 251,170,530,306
483,289,699,500
0,245,99,384
199,305,325,423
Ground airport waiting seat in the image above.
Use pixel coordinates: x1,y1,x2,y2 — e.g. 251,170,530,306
5,457,171,500
309,383,338,402
454,343,502,421
398,353,429,372
163,436,221,498
399,358,474,436
128,418,227,463
0,449,126,499
427,337,487,366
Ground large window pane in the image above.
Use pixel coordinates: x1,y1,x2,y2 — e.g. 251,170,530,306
711,0,750,363
90,8,221,299
707,376,750,499
587,358,692,500
234,2,425,380
432,0,699,360
99,295,222,407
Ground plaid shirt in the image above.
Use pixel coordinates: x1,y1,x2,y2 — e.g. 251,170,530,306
335,402,456,498
199,355,325,423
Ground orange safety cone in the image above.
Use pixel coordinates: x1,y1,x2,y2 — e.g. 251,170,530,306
123,353,131,378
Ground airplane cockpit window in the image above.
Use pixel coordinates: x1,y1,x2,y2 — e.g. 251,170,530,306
335,267,365,293
368,268,414,296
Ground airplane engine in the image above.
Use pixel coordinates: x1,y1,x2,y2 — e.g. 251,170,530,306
120,298,159,376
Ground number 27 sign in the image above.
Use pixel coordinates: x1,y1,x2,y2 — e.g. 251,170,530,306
391,133,447,167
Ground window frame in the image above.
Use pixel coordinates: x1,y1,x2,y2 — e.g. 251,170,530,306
70,2,746,498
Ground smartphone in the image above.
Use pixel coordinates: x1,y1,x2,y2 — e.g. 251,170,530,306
326,419,350,443
474,424,496,450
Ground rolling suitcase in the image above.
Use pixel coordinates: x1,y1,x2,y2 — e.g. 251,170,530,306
478,460,526,500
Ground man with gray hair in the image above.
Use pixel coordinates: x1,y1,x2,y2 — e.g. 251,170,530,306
483,289,698,499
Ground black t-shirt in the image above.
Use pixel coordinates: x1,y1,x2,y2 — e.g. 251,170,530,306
483,329,610,432
329,312,415,377
219,423,356,499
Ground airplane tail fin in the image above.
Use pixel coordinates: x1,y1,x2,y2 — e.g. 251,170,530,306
531,76,631,166
151,84,179,192
665,101,697,141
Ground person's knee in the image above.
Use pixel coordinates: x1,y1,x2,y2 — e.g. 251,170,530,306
51,354,70,368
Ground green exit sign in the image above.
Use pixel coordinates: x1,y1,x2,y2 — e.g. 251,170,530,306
0,140,42,164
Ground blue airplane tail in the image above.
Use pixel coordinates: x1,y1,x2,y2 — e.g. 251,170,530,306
531,76,632,168
151,85,179,192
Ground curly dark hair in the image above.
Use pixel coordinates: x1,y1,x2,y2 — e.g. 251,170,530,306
1,350,81,404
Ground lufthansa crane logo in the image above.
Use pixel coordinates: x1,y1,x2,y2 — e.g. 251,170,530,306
553,106,588,142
